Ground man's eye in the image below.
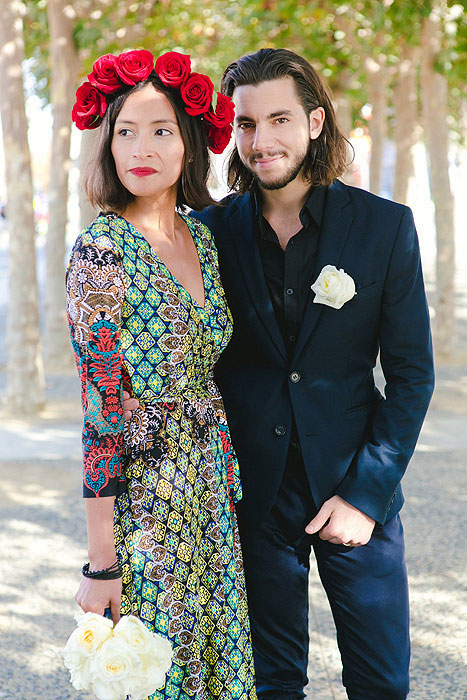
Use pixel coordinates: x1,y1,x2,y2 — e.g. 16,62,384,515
275,118,288,124
238,122,253,130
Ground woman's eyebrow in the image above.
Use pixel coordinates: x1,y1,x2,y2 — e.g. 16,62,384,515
115,118,178,125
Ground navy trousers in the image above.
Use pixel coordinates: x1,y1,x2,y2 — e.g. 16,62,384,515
238,446,410,700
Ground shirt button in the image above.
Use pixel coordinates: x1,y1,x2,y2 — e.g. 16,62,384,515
290,371,301,383
286,288,294,296
289,335,296,343
274,424,286,436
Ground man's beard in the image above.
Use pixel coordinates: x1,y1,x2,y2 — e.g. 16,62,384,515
245,144,309,190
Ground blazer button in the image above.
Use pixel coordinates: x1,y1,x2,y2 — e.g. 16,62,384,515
290,371,301,383
274,424,286,436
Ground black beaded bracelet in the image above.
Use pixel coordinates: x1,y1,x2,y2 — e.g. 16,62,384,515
82,561,122,580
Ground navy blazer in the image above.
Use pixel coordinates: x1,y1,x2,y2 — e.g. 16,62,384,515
194,181,434,528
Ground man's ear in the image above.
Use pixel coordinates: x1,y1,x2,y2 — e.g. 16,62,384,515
309,107,325,140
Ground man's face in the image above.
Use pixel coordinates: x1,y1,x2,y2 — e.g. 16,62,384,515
232,76,323,190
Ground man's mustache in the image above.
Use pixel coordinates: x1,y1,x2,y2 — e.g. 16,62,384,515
249,151,285,164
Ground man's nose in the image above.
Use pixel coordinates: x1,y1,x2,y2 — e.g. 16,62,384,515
252,124,273,152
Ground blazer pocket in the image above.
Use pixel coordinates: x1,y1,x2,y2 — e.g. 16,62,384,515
353,282,379,301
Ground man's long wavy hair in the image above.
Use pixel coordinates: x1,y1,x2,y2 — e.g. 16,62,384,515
221,48,352,193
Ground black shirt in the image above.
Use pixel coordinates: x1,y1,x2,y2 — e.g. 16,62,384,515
254,186,327,356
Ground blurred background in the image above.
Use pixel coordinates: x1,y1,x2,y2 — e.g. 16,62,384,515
1,0,467,406
0,2,466,699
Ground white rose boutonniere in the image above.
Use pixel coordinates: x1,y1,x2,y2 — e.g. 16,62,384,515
311,265,356,309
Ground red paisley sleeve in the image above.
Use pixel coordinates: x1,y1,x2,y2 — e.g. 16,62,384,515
66,230,126,497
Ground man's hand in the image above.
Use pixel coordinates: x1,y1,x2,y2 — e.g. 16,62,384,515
305,495,375,546
123,390,140,421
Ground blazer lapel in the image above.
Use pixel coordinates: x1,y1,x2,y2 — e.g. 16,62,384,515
293,181,354,359
229,194,287,361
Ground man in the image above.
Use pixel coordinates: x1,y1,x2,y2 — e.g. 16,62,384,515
125,48,434,700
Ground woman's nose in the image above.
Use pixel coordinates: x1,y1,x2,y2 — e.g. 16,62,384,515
132,134,155,158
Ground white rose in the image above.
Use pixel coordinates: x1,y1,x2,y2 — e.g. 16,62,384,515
112,615,171,696
91,679,126,700
134,634,172,697
90,636,142,700
64,613,113,658
148,633,173,669
113,614,154,654
63,613,113,691
64,655,93,692
311,265,356,309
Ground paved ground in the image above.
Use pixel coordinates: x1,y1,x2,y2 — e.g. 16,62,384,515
0,360,466,700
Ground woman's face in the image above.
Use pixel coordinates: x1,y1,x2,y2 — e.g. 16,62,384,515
111,83,185,204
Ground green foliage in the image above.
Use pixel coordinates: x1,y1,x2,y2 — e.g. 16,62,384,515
21,0,467,127
24,0,50,104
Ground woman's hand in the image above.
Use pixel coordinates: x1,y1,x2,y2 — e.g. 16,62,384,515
82,497,121,623
75,576,122,624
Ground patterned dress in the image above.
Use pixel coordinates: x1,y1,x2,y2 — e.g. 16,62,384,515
66,212,256,700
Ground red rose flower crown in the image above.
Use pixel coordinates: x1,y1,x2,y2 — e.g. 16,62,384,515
72,49,234,154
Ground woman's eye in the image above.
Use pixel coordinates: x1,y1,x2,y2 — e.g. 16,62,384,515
118,128,132,136
156,128,172,136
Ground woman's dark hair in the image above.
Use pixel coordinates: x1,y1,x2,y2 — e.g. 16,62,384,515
85,73,215,211
221,48,352,193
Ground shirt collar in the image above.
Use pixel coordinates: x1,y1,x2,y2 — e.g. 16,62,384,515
254,185,327,241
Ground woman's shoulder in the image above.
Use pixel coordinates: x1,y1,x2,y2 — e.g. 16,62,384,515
185,212,216,248
73,212,125,259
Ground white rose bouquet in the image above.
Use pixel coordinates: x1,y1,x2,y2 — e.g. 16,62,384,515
63,612,172,700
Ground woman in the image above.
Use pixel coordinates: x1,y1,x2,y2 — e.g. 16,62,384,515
66,49,256,700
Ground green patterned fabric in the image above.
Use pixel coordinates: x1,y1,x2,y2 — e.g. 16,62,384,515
66,212,256,700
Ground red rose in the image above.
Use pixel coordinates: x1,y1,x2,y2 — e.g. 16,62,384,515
155,51,191,88
72,82,107,130
207,124,233,154
87,54,121,94
115,49,154,86
180,73,214,116
205,92,235,128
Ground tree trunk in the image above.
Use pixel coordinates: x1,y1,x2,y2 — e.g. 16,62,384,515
334,91,352,139
421,11,456,355
45,0,80,369
79,129,99,231
461,97,467,138
367,59,389,195
333,69,353,140
393,45,418,205
0,0,45,414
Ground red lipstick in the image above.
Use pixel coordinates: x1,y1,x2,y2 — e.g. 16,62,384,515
129,167,157,177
